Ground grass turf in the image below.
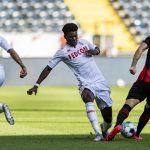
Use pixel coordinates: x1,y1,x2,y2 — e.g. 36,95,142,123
0,86,149,150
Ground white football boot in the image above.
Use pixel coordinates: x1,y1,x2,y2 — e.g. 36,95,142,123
2,104,14,125
93,133,104,141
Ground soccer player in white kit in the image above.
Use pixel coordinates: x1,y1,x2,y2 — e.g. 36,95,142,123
0,35,27,125
27,23,113,141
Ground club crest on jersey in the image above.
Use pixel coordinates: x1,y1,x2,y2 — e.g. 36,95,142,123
68,46,88,59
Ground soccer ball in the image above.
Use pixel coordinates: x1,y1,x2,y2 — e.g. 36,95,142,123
121,121,137,138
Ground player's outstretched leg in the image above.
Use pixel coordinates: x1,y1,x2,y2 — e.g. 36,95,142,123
85,102,103,141
2,104,14,125
105,104,131,141
82,89,103,141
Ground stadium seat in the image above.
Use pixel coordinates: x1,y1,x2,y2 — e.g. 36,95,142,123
0,0,78,32
110,0,150,43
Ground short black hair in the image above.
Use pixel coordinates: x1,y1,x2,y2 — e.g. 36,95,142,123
62,23,78,34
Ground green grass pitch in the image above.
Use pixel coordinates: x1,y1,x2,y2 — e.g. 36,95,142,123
0,86,150,150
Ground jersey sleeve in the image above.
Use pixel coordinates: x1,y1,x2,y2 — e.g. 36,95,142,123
144,36,150,48
0,36,12,51
48,50,62,68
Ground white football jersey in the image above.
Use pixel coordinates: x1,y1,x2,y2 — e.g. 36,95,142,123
48,39,109,89
0,36,12,51
0,36,11,86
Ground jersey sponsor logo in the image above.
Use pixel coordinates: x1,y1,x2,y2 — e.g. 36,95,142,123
68,46,88,59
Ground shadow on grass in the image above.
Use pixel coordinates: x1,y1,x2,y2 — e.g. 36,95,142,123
0,134,150,150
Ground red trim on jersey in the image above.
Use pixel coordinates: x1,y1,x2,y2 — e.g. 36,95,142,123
138,66,147,81
138,66,150,82
145,69,150,82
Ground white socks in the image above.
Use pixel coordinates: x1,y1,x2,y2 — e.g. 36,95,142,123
85,102,100,134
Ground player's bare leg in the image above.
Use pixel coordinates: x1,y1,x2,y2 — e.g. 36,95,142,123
82,89,103,141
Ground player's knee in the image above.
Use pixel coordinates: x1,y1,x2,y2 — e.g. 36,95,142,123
82,97,93,103
125,99,140,108
81,89,94,103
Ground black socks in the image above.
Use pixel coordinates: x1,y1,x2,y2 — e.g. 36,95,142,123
115,104,131,127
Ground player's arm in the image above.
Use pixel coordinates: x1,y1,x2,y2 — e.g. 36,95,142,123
27,65,52,95
130,42,148,75
85,46,100,56
7,48,27,78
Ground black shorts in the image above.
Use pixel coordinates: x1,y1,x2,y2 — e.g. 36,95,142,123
126,80,150,105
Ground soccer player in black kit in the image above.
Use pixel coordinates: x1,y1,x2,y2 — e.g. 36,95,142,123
106,36,150,141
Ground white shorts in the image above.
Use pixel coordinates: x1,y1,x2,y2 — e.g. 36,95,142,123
0,64,5,86
79,81,113,110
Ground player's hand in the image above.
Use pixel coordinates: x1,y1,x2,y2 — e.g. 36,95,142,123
27,86,38,95
129,66,136,75
85,50,96,56
20,66,27,78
